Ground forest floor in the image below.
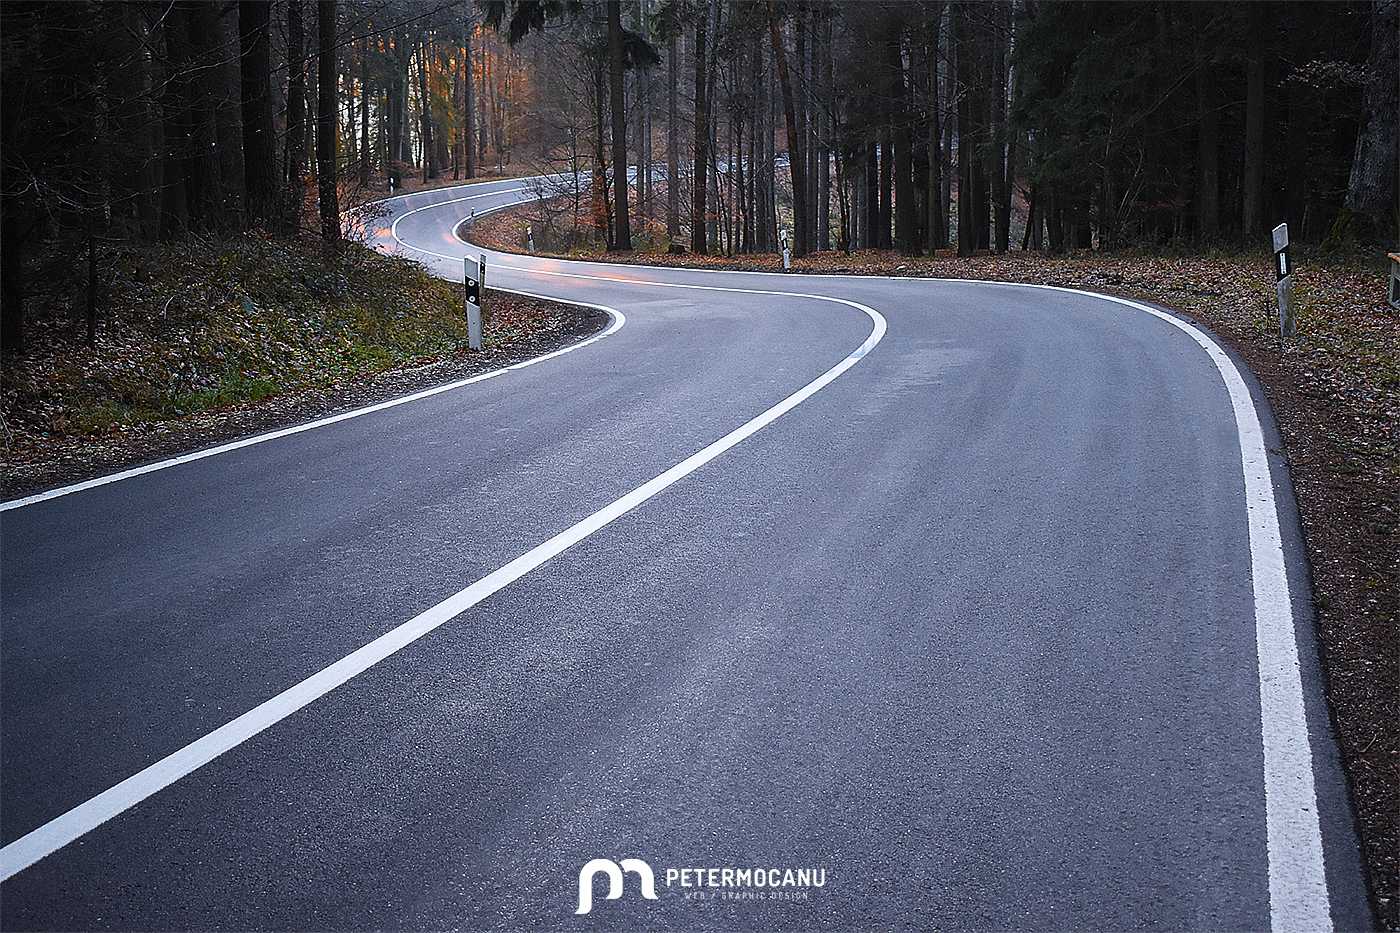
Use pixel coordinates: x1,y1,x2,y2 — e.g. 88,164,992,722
2,178,1394,929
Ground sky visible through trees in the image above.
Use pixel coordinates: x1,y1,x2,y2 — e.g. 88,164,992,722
2,0,1396,349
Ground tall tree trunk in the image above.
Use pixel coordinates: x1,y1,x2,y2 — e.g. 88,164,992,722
927,112,942,252
1045,186,1064,251
344,71,357,175
795,8,812,251
817,10,832,251
969,15,988,251
925,0,945,253
1242,4,1266,236
666,33,679,240
887,18,918,255
875,20,891,251
745,52,758,253
876,127,891,249
692,1,712,254
635,2,650,236
857,143,873,248
1196,60,1220,238
0,195,23,351
389,31,409,188
607,1,631,250
834,146,850,254
209,6,244,228
1,64,27,349
940,95,953,248
493,51,508,165
989,1,1009,253
953,2,973,256
755,32,773,253
239,1,277,229
161,4,194,237
478,36,490,166
420,37,434,182
463,12,477,179
769,0,808,256
317,0,341,245
175,2,224,233
1346,0,1399,239
284,0,308,229
127,2,163,241
595,45,610,247
360,52,371,182
1023,185,1042,250
452,56,460,182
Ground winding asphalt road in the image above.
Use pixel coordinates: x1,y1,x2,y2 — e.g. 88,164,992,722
1,178,1373,931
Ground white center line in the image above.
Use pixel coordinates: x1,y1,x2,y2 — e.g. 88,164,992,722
7,177,1334,932
0,289,886,882
0,311,622,514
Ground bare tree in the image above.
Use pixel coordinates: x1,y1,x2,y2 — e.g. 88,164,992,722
607,0,632,249
1345,0,1399,240
769,0,808,256
240,1,278,229
318,0,341,245
691,0,713,254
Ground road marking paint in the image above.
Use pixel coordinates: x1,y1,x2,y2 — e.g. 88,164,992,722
402,183,1334,930
7,176,1333,930
0,289,886,882
0,186,591,513
1003,283,1331,933
0,312,623,514
387,187,533,250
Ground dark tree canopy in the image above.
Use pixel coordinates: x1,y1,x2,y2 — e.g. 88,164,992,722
2,0,1392,349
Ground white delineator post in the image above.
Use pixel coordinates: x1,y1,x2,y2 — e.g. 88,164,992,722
464,254,483,350
1273,222,1295,337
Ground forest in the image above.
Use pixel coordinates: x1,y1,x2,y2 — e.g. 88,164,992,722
2,0,1396,351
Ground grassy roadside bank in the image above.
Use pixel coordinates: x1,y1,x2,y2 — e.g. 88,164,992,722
474,203,1398,930
0,232,604,495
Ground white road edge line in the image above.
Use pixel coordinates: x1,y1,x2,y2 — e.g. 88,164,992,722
1,182,581,514
1010,283,1330,933
386,186,533,247
0,289,887,883
7,170,1333,929
389,183,1334,931
0,311,623,514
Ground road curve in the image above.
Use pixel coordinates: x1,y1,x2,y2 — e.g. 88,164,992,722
0,178,1371,931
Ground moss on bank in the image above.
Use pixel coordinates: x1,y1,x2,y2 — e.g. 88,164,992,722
3,236,479,444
